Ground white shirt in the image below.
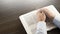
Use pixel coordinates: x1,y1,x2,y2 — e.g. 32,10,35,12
53,14,60,28
36,14,60,34
36,21,47,34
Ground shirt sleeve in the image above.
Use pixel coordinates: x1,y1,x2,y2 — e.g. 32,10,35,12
35,21,47,34
53,14,60,28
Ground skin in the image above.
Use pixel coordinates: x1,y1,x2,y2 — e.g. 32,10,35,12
36,8,55,22
40,8,55,20
36,11,46,22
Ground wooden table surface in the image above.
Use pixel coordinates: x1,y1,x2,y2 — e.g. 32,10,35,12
0,0,60,34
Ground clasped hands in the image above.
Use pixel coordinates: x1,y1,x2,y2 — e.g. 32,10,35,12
37,8,55,22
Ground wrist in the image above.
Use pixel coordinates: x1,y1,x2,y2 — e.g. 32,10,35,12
50,15,56,21
37,19,45,22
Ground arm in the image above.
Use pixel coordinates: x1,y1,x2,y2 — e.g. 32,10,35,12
36,11,47,34
36,21,47,34
41,8,60,29
53,14,60,28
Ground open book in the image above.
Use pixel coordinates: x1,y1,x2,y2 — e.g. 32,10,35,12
19,5,59,34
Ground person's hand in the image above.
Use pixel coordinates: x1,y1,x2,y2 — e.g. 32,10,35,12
36,11,46,22
40,8,55,20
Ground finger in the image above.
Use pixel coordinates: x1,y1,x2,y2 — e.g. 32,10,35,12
37,11,42,15
40,11,45,15
41,12,46,20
